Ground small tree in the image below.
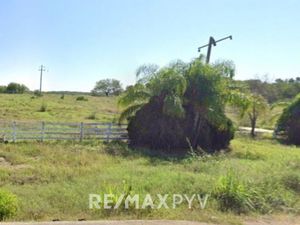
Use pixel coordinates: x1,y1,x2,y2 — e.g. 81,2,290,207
241,94,269,137
91,79,123,96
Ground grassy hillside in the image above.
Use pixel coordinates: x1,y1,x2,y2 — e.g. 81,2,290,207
0,93,290,130
0,94,119,123
0,137,299,224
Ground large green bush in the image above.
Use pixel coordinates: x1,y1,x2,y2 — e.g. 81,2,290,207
0,189,18,221
276,94,300,145
121,59,235,154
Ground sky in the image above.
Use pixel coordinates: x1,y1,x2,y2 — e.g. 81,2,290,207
0,0,300,91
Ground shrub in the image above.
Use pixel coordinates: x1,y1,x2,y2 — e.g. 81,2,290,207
213,171,254,214
0,189,18,221
33,90,42,97
0,86,7,93
122,60,235,154
60,94,65,99
76,96,88,101
128,96,234,154
99,180,135,214
276,94,300,145
282,172,300,193
86,112,97,120
39,103,47,112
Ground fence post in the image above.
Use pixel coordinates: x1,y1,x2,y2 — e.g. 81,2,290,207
41,121,45,142
106,123,112,142
79,122,84,142
12,121,16,142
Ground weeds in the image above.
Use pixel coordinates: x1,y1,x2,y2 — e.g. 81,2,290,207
86,112,97,120
1,138,300,221
38,103,47,112
213,170,254,214
76,96,88,101
0,189,18,221
282,172,300,193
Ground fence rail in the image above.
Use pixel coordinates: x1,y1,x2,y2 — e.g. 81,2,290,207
0,121,128,142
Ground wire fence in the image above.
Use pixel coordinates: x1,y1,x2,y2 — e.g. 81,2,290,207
0,121,128,142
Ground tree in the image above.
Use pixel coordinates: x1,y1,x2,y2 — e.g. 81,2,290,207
118,59,236,154
238,94,269,137
0,86,7,93
5,83,29,94
276,94,300,145
241,77,300,103
248,95,268,137
91,79,123,96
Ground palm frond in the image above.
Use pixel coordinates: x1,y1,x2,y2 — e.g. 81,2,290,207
163,95,185,118
136,64,159,83
118,103,145,124
118,84,151,107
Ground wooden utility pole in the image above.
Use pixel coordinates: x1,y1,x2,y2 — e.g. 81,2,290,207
198,35,232,64
39,65,46,94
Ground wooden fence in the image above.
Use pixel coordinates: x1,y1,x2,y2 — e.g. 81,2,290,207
0,121,128,142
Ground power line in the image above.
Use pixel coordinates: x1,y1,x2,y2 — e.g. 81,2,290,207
198,35,232,64
38,65,46,94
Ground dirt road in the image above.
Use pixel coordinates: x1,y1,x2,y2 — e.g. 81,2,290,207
3,218,300,225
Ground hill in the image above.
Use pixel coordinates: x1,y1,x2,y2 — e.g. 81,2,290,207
0,94,119,123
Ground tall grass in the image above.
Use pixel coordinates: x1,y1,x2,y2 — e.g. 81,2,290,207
0,137,299,223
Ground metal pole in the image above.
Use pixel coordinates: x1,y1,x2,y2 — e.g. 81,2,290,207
198,35,232,64
206,37,216,64
39,65,45,94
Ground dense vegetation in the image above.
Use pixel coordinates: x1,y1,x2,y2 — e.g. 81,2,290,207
276,94,300,145
119,59,237,154
242,78,300,103
0,83,29,94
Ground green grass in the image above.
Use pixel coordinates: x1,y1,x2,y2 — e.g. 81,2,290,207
0,93,119,122
0,93,299,224
0,137,299,224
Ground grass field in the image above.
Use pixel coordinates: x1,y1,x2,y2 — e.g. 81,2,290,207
0,93,288,130
0,93,119,123
0,93,299,224
0,136,299,224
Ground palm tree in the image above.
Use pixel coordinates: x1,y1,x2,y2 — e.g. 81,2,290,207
118,59,240,153
118,65,187,123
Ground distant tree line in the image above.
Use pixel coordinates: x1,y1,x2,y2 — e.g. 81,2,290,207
0,82,29,94
241,77,300,103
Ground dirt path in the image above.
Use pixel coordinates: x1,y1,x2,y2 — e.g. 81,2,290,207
1,221,300,225
244,215,300,225
1,221,209,225
238,127,274,134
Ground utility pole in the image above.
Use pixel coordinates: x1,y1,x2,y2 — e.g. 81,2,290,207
198,35,232,64
38,65,46,94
